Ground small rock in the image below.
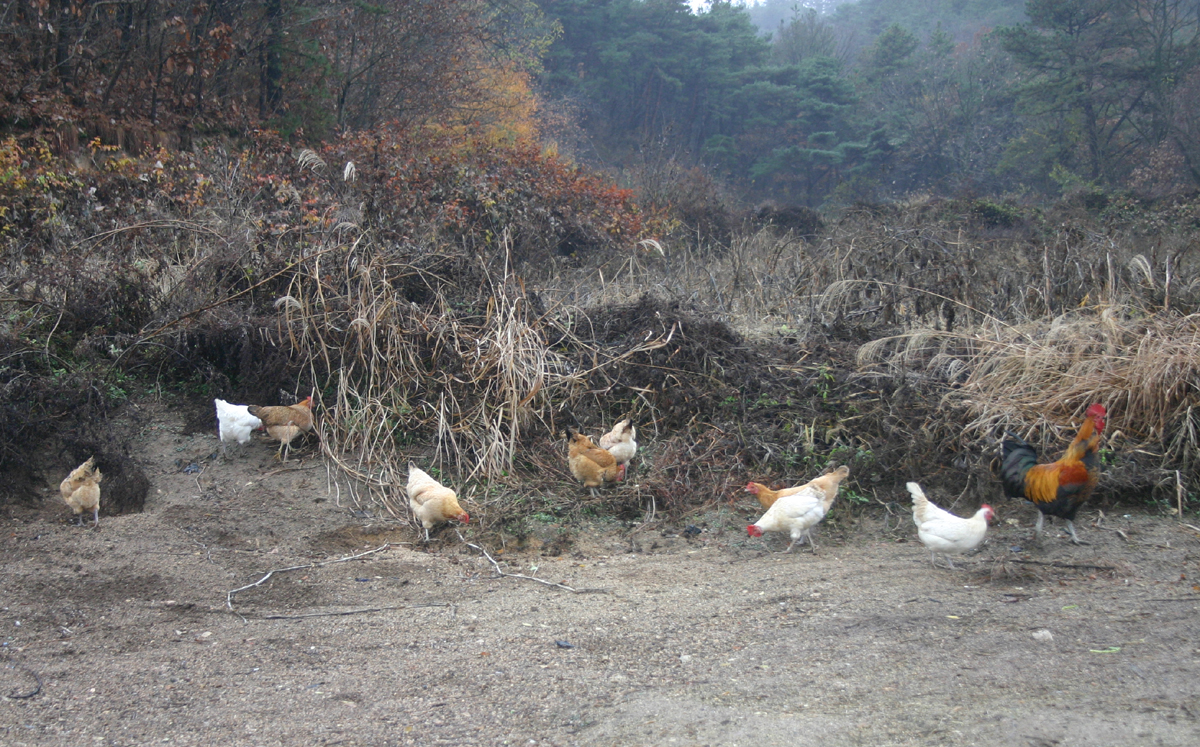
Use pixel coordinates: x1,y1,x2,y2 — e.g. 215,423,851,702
1032,629,1054,642
555,640,574,649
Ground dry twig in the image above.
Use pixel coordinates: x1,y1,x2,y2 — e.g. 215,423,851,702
458,531,606,594
226,543,397,609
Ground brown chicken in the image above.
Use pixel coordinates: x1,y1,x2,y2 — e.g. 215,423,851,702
1000,403,1107,544
567,429,625,497
746,466,851,511
248,396,314,461
60,456,102,527
406,463,470,540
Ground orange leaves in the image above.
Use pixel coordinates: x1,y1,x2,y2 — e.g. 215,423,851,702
317,125,650,259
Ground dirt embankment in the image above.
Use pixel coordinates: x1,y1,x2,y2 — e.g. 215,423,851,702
2,402,1199,746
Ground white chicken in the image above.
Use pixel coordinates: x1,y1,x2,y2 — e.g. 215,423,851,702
746,466,850,553
598,419,637,475
908,482,994,569
215,398,263,457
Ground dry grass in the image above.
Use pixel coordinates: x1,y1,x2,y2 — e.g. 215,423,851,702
858,309,1200,472
6,164,1200,522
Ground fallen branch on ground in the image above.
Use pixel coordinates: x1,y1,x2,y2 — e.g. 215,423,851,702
458,531,607,594
226,543,397,609
1005,559,1115,571
259,604,451,620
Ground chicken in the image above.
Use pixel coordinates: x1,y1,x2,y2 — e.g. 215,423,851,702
1000,403,1107,545
567,428,625,497
908,482,993,569
248,396,314,461
745,466,852,511
60,456,102,527
406,463,470,540
746,466,850,553
598,419,637,477
215,398,263,457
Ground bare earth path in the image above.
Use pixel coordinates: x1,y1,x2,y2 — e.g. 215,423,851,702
3,405,1199,746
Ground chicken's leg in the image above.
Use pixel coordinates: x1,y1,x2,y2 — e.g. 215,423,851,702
1065,519,1088,545
1034,511,1045,541
92,506,99,528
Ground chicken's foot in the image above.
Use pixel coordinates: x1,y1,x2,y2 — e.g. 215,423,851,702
1065,520,1089,545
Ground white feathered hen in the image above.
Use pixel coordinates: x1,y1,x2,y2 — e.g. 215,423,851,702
598,418,637,474
908,482,994,569
215,398,263,457
406,463,470,541
747,466,850,553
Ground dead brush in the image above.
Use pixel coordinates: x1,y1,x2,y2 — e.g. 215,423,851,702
858,306,1200,494
260,232,687,523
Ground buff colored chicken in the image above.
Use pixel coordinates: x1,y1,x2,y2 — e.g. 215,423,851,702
567,429,625,497
248,396,314,461
908,482,994,569
598,419,637,477
746,466,850,553
60,457,102,527
406,463,470,541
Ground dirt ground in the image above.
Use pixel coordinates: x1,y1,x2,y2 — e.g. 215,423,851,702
2,402,1200,747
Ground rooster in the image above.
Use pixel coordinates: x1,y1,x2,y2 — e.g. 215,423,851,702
908,482,993,569
60,457,102,527
248,396,314,461
598,419,637,477
1000,403,1107,545
567,429,625,497
215,399,263,458
746,466,850,553
406,463,470,541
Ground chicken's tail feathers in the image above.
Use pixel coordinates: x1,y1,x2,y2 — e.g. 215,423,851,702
999,435,1039,498
907,482,929,523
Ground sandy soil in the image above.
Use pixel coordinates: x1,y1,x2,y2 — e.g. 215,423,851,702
3,402,1200,746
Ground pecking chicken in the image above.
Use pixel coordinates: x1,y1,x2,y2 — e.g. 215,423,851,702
406,463,470,540
746,466,850,553
1000,403,1107,545
567,429,625,497
907,482,993,569
598,419,637,477
745,465,853,511
60,456,102,527
248,396,314,461
215,398,263,457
